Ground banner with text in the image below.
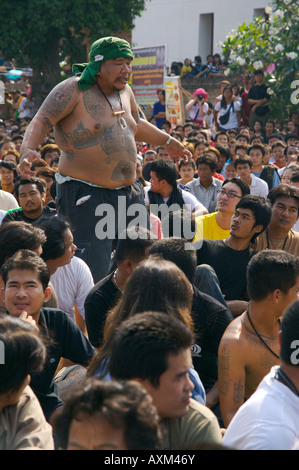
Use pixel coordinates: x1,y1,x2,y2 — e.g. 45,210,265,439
165,76,185,128
132,45,166,106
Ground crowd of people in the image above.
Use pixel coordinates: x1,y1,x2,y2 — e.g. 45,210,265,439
0,36,299,451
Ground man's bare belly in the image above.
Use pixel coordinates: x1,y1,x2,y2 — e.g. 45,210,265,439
55,84,138,188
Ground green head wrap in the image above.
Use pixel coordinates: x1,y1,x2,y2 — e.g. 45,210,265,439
72,36,134,91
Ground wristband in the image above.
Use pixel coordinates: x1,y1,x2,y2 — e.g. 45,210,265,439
164,135,172,146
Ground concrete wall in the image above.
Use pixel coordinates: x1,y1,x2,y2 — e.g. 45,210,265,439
132,0,271,67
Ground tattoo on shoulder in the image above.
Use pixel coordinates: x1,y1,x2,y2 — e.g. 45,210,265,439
83,87,105,120
41,79,79,120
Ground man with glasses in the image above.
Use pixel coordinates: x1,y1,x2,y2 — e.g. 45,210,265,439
193,177,250,242
195,194,272,317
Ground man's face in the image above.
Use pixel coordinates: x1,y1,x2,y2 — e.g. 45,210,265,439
18,183,45,217
272,146,287,167
197,163,213,183
236,136,248,146
230,207,262,240
217,182,243,214
179,164,194,182
157,148,171,161
216,134,228,146
44,151,59,165
143,152,156,164
67,414,128,450
270,196,299,231
96,57,132,92
265,122,274,134
249,149,263,168
278,276,299,314
286,146,299,163
184,126,192,138
235,163,252,182
150,171,163,194
54,228,77,268
4,269,50,319
0,167,14,185
140,349,194,418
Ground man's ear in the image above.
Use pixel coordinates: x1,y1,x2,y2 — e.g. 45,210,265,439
43,286,52,303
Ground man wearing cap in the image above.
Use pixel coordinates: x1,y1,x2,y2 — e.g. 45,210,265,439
185,88,209,127
18,37,190,282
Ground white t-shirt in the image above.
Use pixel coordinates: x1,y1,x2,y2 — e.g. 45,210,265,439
50,255,94,322
214,100,241,130
187,100,208,123
250,173,269,198
144,186,205,213
0,190,19,211
223,366,299,450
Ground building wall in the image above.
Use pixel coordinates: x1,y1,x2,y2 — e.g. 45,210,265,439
132,0,271,67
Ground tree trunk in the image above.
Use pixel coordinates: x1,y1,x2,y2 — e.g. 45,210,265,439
31,33,61,112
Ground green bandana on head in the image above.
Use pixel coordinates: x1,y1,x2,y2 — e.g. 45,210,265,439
72,36,134,91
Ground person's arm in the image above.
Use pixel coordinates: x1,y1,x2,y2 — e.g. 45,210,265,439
218,334,246,428
19,77,81,175
129,88,191,162
236,110,241,129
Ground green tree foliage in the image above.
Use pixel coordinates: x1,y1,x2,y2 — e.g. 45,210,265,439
220,0,299,122
0,0,146,100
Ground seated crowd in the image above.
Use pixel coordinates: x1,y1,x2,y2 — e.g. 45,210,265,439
0,71,299,451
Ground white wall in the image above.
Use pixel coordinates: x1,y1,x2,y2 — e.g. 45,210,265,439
132,0,272,67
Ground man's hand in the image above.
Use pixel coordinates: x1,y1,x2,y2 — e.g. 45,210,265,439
166,138,192,163
17,148,41,178
19,311,38,330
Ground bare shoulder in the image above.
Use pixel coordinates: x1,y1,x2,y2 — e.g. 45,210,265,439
218,316,247,355
38,76,82,123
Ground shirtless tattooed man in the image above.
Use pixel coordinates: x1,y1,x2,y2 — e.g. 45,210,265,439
19,37,191,282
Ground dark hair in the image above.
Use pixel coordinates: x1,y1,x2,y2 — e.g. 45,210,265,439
87,257,193,378
236,133,250,143
161,209,196,242
235,194,272,241
14,176,45,199
40,143,61,159
220,86,233,109
247,250,299,301
215,131,229,142
108,312,194,387
0,315,47,394
51,378,163,450
280,299,299,367
150,159,178,187
195,154,217,171
34,215,71,261
248,143,265,156
290,169,299,184
0,160,17,178
267,184,299,215
222,177,250,196
112,227,155,267
1,249,50,292
148,237,197,284
0,221,46,267
178,158,195,171
234,156,253,169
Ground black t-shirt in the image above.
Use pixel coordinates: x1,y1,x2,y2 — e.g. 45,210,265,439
84,273,121,348
1,205,56,224
196,239,255,300
191,286,233,391
20,308,95,418
248,83,271,112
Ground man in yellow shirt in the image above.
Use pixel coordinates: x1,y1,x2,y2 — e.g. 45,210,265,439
193,178,250,245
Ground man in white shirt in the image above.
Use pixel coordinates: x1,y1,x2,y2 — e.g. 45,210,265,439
144,159,208,221
223,298,299,450
234,155,268,198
